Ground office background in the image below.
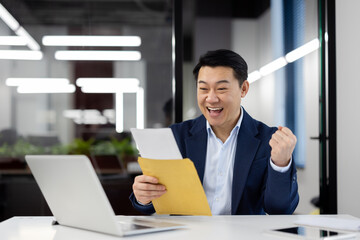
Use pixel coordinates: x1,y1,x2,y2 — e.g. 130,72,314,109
0,0,359,220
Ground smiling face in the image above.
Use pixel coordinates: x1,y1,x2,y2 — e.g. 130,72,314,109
197,66,249,137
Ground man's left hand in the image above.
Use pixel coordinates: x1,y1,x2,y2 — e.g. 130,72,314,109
269,126,297,167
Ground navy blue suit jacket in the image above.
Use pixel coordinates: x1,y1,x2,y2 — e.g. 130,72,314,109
130,109,299,215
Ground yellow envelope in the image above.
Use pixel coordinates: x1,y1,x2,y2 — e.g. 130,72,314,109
138,157,212,216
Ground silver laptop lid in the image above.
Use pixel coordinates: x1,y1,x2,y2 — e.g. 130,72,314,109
25,155,123,236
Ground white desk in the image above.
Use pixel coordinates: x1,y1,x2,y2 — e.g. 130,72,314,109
1,215,359,239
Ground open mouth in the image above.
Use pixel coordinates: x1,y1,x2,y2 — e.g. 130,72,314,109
207,107,223,114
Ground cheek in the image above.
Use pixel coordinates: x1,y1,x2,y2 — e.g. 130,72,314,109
197,94,206,104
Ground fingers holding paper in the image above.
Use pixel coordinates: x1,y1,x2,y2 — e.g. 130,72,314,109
133,175,167,205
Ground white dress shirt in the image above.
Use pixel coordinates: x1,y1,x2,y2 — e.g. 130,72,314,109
202,107,291,215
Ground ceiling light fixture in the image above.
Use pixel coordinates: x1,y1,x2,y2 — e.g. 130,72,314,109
15,27,41,50
76,78,140,93
0,4,20,31
0,50,43,60
0,36,27,46
17,84,75,94
285,38,319,63
247,71,262,84
6,78,69,86
42,35,141,47
54,50,141,61
259,57,287,77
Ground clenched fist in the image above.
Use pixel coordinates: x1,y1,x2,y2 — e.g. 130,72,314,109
269,126,297,167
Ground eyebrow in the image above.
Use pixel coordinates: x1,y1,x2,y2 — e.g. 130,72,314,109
198,80,230,85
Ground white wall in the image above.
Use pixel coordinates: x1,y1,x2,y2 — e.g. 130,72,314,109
336,0,360,218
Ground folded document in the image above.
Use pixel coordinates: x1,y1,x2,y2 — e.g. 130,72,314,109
138,157,211,216
131,128,212,216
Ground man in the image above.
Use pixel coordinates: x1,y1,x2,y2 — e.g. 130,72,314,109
130,49,299,215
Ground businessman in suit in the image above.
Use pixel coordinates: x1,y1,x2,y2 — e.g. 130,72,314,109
130,49,299,215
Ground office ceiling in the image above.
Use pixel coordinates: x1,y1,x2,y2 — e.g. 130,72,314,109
1,0,270,28
1,0,173,27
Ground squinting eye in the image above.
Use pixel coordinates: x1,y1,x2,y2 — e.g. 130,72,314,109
199,88,208,91
218,88,227,91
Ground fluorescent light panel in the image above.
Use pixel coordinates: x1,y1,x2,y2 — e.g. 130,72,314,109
6,78,69,86
81,85,139,93
0,50,43,60
76,78,139,87
17,84,75,94
136,88,144,129
247,71,262,84
285,38,319,63
55,50,141,61
42,35,141,47
116,93,124,133
0,36,27,46
15,27,41,50
0,4,20,31
77,78,140,93
259,57,287,76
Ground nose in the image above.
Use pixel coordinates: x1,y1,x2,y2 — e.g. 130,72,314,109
206,90,219,103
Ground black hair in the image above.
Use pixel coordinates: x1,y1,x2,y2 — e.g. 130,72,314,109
193,49,248,86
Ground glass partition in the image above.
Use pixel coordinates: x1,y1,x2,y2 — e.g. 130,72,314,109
0,0,174,219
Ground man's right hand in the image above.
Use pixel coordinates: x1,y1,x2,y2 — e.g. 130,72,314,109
132,175,167,205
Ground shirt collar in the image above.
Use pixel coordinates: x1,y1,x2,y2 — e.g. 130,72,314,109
206,106,244,138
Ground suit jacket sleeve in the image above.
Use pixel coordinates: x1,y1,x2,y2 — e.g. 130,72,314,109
264,157,299,214
129,192,156,215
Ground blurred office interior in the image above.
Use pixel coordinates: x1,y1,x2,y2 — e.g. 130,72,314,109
0,0,359,221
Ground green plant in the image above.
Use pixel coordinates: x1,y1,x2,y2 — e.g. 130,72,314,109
0,143,12,157
111,137,138,157
49,144,70,155
90,141,117,155
12,139,45,157
68,138,95,155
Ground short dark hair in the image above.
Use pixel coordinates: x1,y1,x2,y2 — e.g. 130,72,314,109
193,49,248,86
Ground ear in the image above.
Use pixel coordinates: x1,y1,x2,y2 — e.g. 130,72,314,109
240,80,249,98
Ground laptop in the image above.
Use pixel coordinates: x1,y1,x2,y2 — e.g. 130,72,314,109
25,155,184,237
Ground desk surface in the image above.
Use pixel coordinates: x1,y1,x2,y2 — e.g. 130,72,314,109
1,215,359,240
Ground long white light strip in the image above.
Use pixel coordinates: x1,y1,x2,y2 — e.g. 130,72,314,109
0,36,27,46
6,78,69,86
17,84,75,94
0,50,43,60
116,93,124,133
42,36,141,47
259,57,287,76
247,71,262,84
15,27,41,50
249,38,321,84
55,50,141,61
76,78,139,87
285,38,319,63
81,85,139,93
136,87,144,129
0,4,20,31
77,78,140,93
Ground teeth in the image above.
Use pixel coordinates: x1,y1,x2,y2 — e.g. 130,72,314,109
207,107,222,111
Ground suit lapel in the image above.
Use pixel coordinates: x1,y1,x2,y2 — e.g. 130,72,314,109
231,110,260,214
184,116,208,182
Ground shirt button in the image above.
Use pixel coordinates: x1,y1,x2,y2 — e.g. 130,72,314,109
215,198,219,202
